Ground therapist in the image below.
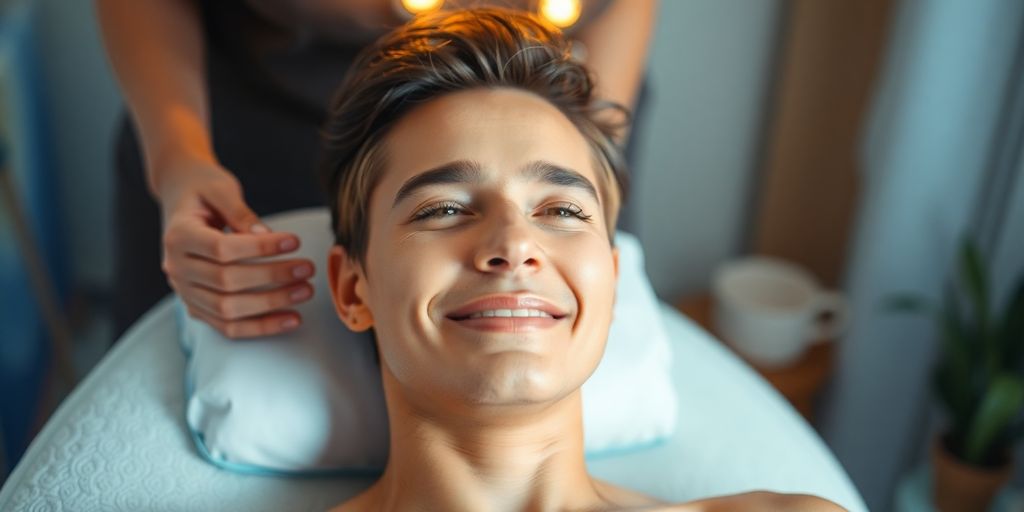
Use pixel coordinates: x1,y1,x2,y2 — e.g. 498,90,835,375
96,0,655,340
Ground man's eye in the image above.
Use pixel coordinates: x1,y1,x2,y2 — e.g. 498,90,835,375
413,202,466,221
544,203,593,222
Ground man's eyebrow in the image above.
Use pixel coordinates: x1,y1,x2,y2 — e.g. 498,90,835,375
393,160,483,209
392,159,599,209
520,160,599,204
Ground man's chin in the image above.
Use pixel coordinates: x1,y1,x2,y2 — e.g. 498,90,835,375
454,364,580,408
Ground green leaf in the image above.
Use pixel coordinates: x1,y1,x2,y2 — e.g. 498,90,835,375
934,361,972,437
965,373,1024,464
1000,275,1024,372
935,290,979,435
960,239,989,346
960,239,988,315
940,290,974,378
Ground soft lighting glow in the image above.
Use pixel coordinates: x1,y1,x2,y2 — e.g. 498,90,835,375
400,0,444,14
539,0,581,28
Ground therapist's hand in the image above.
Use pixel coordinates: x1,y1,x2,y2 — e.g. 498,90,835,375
155,156,315,339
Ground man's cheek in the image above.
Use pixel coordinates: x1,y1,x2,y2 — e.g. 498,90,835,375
577,256,618,319
574,246,615,285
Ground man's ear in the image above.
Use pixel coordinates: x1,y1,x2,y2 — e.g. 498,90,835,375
612,245,619,281
611,245,620,313
328,245,375,332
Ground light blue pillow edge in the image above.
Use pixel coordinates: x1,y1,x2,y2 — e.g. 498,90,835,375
175,232,674,477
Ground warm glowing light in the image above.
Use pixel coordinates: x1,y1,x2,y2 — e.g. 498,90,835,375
539,0,581,28
401,0,444,14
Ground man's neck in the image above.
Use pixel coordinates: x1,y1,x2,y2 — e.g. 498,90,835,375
346,372,609,512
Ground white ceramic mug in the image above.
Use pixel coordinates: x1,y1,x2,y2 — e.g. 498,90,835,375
711,257,848,368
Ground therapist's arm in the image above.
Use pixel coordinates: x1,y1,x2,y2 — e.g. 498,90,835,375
95,0,314,339
95,0,214,195
574,0,657,141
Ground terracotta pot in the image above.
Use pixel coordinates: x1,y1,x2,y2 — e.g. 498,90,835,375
931,435,1013,512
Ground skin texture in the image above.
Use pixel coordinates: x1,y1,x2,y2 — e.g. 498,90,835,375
95,0,654,339
326,89,847,512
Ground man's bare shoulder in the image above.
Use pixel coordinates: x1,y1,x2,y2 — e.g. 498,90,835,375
596,480,845,512
664,491,847,512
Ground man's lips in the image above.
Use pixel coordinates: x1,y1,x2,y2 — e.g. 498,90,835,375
447,315,562,333
445,295,568,321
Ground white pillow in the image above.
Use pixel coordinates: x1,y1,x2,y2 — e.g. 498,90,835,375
178,208,676,474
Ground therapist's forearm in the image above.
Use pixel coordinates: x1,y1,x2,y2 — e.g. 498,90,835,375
575,0,657,140
95,0,213,196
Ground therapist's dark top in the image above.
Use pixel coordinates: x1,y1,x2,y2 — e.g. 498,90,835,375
111,0,636,338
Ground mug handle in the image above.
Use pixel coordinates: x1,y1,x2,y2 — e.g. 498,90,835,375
806,291,849,342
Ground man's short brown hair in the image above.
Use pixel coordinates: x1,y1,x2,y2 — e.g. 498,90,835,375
321,7,629,268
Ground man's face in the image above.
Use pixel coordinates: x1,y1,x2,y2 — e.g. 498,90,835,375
332,88,619,410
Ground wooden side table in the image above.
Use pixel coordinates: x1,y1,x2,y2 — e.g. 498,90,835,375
675,293,835,423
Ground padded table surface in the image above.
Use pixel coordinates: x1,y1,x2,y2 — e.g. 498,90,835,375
1,298,866,511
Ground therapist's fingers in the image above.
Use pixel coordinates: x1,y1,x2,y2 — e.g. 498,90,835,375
199,176,268,235
177,279,315,321
183,302,303,340
170,255,315,293
164,219,301,263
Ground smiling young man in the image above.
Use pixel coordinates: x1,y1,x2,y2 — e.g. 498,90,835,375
322,8,845,512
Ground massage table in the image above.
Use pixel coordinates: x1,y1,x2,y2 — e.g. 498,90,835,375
0,296,867,511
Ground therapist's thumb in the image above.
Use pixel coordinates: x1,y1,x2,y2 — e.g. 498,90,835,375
203,178,269,234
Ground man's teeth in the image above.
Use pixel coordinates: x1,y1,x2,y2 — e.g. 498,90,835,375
465,309,553,319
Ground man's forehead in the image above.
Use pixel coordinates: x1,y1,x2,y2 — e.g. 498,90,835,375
382,88,592,162
371,88,599,209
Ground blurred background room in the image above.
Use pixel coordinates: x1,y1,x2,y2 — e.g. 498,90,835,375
1,0,1023,510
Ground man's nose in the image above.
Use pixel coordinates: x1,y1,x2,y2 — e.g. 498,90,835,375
473,211,541,275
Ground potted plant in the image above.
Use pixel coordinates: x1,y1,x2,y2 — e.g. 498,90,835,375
887,239,1024,512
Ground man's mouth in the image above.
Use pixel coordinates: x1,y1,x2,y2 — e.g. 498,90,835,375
445,295,569,332
458,308,556,320
445,294,568,321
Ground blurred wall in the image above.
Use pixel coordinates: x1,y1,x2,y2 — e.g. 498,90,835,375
33,0,121,292
33,0,783,307
633,0,782,300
